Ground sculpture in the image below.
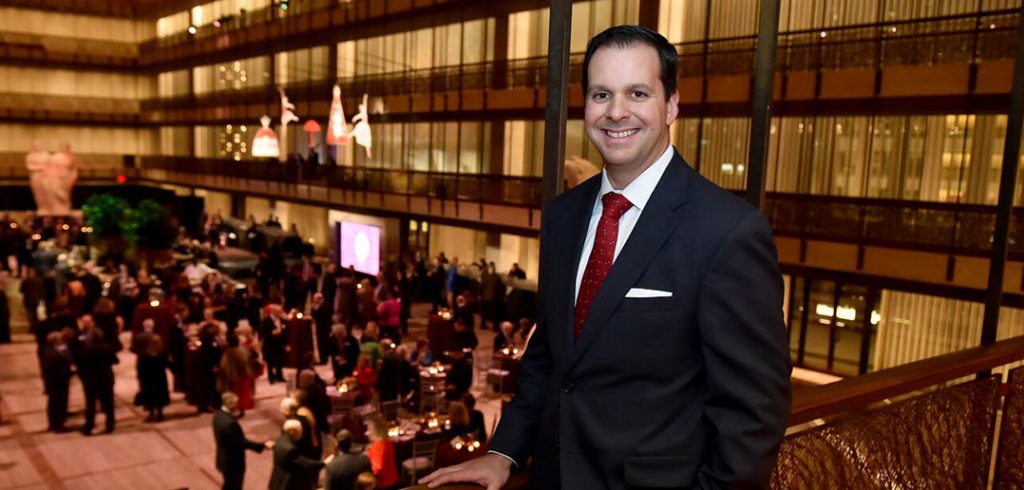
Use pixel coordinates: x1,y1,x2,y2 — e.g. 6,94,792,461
26,141,51,214
25,142,77,216
48,143,78,216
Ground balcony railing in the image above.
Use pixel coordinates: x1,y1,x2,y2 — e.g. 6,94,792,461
766,192,1024,260
0,32,138,70
2,153,1021,258
0,153,134,181
137,156,1024,258
408,336,1024,489
0,92,140,120
140,9,1019,110
139,156,542,208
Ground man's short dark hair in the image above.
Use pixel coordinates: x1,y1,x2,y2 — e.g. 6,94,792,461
336,429,353,452
582,25,679,97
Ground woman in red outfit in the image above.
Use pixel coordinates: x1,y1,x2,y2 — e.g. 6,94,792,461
217,337,254,412
364,413,399,489
354,353,377,406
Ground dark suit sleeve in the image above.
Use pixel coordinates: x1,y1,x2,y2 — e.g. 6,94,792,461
489,222,555,466
284,446,324,473
224,420,265,453
695,210,792,489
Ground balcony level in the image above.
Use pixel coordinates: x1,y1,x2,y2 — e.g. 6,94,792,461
0,32,139,72
140,10,1021,126
0,154,989,302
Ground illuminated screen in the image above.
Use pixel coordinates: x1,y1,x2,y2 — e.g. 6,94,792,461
337,221,380,275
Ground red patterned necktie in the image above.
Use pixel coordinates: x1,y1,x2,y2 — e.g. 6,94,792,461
574,192,633,340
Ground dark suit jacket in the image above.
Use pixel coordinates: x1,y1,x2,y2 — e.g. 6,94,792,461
323,452,370,490
489,151,792,489
212,409,264,474
268,433,324,490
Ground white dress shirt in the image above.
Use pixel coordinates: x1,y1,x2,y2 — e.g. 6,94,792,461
488,144,675,468
573,144,675,303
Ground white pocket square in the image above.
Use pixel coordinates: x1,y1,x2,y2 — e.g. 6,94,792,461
625,287,673,298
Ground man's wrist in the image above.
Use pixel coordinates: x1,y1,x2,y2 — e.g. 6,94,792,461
487,450,518,469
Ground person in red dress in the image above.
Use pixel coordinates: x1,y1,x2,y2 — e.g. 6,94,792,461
363,414,399,489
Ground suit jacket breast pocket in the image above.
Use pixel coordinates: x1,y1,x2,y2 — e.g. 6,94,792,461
617,296,678,313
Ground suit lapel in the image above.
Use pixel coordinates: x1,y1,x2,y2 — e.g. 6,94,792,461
565,153,691,374
550,177,601,366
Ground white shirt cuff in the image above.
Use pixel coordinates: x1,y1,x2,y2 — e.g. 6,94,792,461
487,450,519,468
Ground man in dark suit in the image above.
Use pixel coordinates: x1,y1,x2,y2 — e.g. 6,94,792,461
212,391,272,490
41,331,73,432
422,25,791,489
261,305,287,383
74,317,120,435
323,429,371,490
326,323,361,382
269,419,325,490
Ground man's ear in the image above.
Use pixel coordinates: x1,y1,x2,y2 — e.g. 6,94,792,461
666,90,680,124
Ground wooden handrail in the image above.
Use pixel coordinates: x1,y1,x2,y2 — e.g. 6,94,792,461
403,337,1024,489
789,335,1024,425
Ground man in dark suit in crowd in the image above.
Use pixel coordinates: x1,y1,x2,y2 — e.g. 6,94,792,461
74,315,120,435
213,391,272,490
423,25,791,489
298,369,331,440
42,331,73,432
269,419,325,490
260,305,286,383
493,321,517,353
480,264,506,331
326,323,361,382
323,429,371,490
21,267,45,335
375,342,414,403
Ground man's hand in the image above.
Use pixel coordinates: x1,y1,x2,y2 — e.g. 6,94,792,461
419,453,512,490
324,453,335,464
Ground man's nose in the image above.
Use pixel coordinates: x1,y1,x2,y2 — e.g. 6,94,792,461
606,97,629,121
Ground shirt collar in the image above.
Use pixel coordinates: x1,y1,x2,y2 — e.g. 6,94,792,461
595,144,675,215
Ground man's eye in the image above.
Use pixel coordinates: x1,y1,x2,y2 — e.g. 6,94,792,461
591,92,609,100
631,91,648,99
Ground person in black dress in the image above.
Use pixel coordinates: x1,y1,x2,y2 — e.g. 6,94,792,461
136,334,171,422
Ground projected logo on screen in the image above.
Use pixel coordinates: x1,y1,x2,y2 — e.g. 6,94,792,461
337,222,380,275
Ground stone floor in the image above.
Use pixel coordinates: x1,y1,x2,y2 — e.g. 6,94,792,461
0,302,505,490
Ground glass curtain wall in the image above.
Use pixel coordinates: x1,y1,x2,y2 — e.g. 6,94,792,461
338,19,496,79
658,0,1017,44
672,114,1023,206
193,56,271,95
509,0,639,59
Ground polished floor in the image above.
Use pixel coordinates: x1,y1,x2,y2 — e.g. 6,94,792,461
0,300,504,490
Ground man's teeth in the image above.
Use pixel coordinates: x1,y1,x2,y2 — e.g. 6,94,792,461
606,129,638,139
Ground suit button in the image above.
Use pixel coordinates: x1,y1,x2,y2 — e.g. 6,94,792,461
554,442,560,450
563,382,574,393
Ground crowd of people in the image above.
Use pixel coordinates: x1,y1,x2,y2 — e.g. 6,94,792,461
2,212,532,490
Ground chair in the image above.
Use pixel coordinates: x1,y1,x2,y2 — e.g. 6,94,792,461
419,376,443,415
485,357,511,396
380,399,401,421
401,439,440,484
326,395,354,432
473,350,492,388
